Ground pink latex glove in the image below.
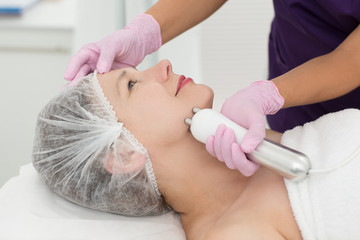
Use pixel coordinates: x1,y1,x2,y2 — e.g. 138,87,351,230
206,80,284,176
64,14,161,80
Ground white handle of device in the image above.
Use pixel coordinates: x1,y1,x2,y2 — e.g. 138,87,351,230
187,108,311,182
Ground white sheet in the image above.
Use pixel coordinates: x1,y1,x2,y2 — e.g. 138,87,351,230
0,164,186,240
282,108,360,239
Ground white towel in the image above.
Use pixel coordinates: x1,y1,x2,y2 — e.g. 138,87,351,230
281,108,360,240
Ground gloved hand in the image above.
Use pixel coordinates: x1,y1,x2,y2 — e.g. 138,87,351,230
206,80,284,176
64,14,161,80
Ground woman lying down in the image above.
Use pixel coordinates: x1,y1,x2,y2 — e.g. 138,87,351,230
32,60,360,240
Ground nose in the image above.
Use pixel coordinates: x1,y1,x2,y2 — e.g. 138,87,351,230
157,59,172,82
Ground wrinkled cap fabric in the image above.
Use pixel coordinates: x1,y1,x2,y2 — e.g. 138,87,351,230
32,71,171,216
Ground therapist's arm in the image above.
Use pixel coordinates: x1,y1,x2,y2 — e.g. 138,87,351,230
146,0,227,44
272,25,360,108
265,129,283,144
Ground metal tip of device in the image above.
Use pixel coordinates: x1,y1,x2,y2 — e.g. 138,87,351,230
185,118,192,125
193,107,201,113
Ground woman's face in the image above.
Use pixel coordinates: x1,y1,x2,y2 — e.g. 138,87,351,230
97,59,214,153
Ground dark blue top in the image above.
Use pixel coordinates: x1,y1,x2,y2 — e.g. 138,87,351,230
267,0,360,132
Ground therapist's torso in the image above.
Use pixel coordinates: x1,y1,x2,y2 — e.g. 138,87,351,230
267,0,360,132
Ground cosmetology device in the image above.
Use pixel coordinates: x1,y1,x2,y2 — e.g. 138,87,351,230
185,108,311,182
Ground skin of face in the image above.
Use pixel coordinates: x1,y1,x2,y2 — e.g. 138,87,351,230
97,59,214,160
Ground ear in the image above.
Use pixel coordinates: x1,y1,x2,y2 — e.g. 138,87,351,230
104,152,147,174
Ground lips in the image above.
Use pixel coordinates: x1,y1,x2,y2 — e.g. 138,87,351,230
176,75,193,96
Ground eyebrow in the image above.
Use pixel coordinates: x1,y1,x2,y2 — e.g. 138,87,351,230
116,70,128,96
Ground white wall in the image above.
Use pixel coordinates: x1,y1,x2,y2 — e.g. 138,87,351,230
0,0,273,187
200,1,274,111
0,0,76,187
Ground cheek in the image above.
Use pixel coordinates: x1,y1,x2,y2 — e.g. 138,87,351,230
124,95,188,149
182,85,214,110
128,112,187,154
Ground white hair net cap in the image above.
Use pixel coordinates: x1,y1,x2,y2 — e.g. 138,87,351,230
32,72,171,216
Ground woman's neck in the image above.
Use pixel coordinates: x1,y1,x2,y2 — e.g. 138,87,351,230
153,135,254,236
152,130,300,240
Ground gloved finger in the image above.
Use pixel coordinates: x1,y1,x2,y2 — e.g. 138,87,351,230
205,135,216,157
213,124,226,162
97,47,117,74
231,143,260,177
61,81,72,90
222,127,237,169
240,120,265,153
73,64,93,81
64,45,95,80
61,73,84,90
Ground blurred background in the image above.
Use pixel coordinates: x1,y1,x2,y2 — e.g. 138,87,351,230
0,0,273,187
